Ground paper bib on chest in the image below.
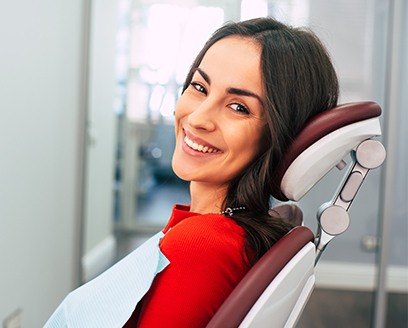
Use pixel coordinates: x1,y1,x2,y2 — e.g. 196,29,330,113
44,231,170,328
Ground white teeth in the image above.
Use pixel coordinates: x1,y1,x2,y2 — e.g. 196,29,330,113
183,135,218,153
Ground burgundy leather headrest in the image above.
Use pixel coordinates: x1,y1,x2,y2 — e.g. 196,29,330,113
271,101,382,201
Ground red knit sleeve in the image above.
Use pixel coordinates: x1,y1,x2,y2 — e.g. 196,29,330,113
135,214,251,328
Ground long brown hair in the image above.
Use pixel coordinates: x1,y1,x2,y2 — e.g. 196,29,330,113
182,17,339,262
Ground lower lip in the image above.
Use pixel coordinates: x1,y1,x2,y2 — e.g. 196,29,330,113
181,137,222,157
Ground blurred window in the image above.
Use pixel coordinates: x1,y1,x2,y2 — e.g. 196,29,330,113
127,3,224,123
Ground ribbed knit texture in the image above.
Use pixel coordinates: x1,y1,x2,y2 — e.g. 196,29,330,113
126,204,252,327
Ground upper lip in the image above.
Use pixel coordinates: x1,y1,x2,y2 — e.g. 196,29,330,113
183,128,221,151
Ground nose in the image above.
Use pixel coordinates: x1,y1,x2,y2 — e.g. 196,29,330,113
186,100,217,132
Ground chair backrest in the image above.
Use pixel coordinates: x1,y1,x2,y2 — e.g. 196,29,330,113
239,241,315,328
206,226,314,328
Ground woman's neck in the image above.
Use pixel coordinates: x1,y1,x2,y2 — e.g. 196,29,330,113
189,181,227,214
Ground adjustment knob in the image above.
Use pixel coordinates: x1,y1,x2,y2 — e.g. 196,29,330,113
319,205,350,236
356,139,386,169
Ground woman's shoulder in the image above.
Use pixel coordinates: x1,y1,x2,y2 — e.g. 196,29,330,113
160,213,248,262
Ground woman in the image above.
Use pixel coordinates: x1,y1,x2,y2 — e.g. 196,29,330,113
127,17,339,327
45,17,338,328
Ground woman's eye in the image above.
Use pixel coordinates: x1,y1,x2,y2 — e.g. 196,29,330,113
190,82,207,95
230,103,250,114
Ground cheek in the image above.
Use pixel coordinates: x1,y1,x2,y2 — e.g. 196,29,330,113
175,91,194,114
230,124,264,156
174,103,184,136
174,96,191,129
223,127,264,178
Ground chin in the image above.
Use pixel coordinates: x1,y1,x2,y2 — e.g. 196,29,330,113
171,155,190,182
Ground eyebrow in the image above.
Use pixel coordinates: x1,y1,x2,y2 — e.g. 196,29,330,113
195,67,264,105
196,68,211,84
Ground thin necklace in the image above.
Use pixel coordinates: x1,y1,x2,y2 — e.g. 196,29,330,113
220,206,246,216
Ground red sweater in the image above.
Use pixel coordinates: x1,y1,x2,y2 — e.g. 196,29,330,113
124,204,252,327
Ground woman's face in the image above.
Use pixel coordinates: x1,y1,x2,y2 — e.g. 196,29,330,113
172,36,266,186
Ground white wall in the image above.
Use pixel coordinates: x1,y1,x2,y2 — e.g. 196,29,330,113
0,0,86,326
82,0,118,282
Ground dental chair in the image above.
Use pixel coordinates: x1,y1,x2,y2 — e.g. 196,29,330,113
207,101,386,328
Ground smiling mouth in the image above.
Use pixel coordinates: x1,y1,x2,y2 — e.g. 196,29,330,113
183,135,221,154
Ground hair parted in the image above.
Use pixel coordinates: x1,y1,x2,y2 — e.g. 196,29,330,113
182,17,339,263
